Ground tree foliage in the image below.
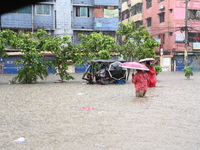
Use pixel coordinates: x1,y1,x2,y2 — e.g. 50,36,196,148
0,29,18,57
116,21,159,61
78,32,118,60
1,22,160,83
154,66,162,75
182,65,193,78
43,35,80,82
12,30,49,83
0,29,88,83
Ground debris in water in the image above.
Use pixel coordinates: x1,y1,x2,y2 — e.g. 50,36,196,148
76,93,84,95
81,107,94,111
14,137,26,143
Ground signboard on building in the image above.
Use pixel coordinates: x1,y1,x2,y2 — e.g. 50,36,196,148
193,42,200,49
175,34,185,43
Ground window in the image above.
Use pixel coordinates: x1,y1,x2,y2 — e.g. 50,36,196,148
158,0,164,2
76,7,89,17
122,9,130,21
135,20,143,28
131,3,142,16
188,10,200,20
36,5,50,15
147,17,152,27
188,32,200,42
159,12,165,23
146,0,152,9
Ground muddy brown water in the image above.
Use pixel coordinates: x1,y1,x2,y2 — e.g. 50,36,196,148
0,72,200,150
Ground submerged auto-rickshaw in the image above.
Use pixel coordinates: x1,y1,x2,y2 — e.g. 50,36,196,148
82,59,127,85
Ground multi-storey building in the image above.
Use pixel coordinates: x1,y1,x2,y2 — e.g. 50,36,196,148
0,0,57,74
121,0,200,71
0,0,121,74
1,0,55,34
121,0,143,28
72,0,120,44
143,0,200,71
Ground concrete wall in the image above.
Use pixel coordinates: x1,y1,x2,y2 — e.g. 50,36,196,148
73,0,93,5
54,0,73,37
1,13,32,28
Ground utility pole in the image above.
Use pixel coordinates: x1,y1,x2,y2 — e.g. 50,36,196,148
184,0,189,67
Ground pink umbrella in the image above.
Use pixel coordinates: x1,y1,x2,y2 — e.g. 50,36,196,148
120,62,149,71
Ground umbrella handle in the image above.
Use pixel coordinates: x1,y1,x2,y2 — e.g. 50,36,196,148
126,69,130,81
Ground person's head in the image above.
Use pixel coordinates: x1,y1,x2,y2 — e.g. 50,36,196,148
100,65,105,69
145,61,151,66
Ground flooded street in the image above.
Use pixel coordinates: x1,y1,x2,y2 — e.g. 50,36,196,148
0,71,200,150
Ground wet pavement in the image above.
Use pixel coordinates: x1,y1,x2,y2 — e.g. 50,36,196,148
0,71,200,150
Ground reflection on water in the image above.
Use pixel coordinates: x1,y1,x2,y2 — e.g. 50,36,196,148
1,72,200,149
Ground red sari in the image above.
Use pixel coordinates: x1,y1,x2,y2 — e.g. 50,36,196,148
132,71,149,92
147,66,156,87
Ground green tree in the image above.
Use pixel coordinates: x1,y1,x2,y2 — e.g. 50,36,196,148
12,30,49,84
43,35,82,82
78,32,118,60
116,21,159,61
0,29,18,57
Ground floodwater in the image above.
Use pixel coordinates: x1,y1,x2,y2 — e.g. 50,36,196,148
0,71,200,150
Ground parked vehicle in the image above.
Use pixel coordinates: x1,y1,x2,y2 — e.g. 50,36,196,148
82,59,127,85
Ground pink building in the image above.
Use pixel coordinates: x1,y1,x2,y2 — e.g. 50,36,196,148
143,0,200,71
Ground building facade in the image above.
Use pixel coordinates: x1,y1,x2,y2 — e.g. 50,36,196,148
54,0,73,37
121,0,200,71
1,0,55,34
143,0,200,71
0,0,121,74
121,0,143,28
72,0,120,44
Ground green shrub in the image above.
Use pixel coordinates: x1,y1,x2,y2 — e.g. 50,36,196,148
154,66,162,75
182,65,193,78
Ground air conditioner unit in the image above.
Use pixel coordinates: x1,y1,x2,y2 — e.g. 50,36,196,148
159,5,165,10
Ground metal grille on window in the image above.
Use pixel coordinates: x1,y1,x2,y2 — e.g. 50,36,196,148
146,0,152,9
